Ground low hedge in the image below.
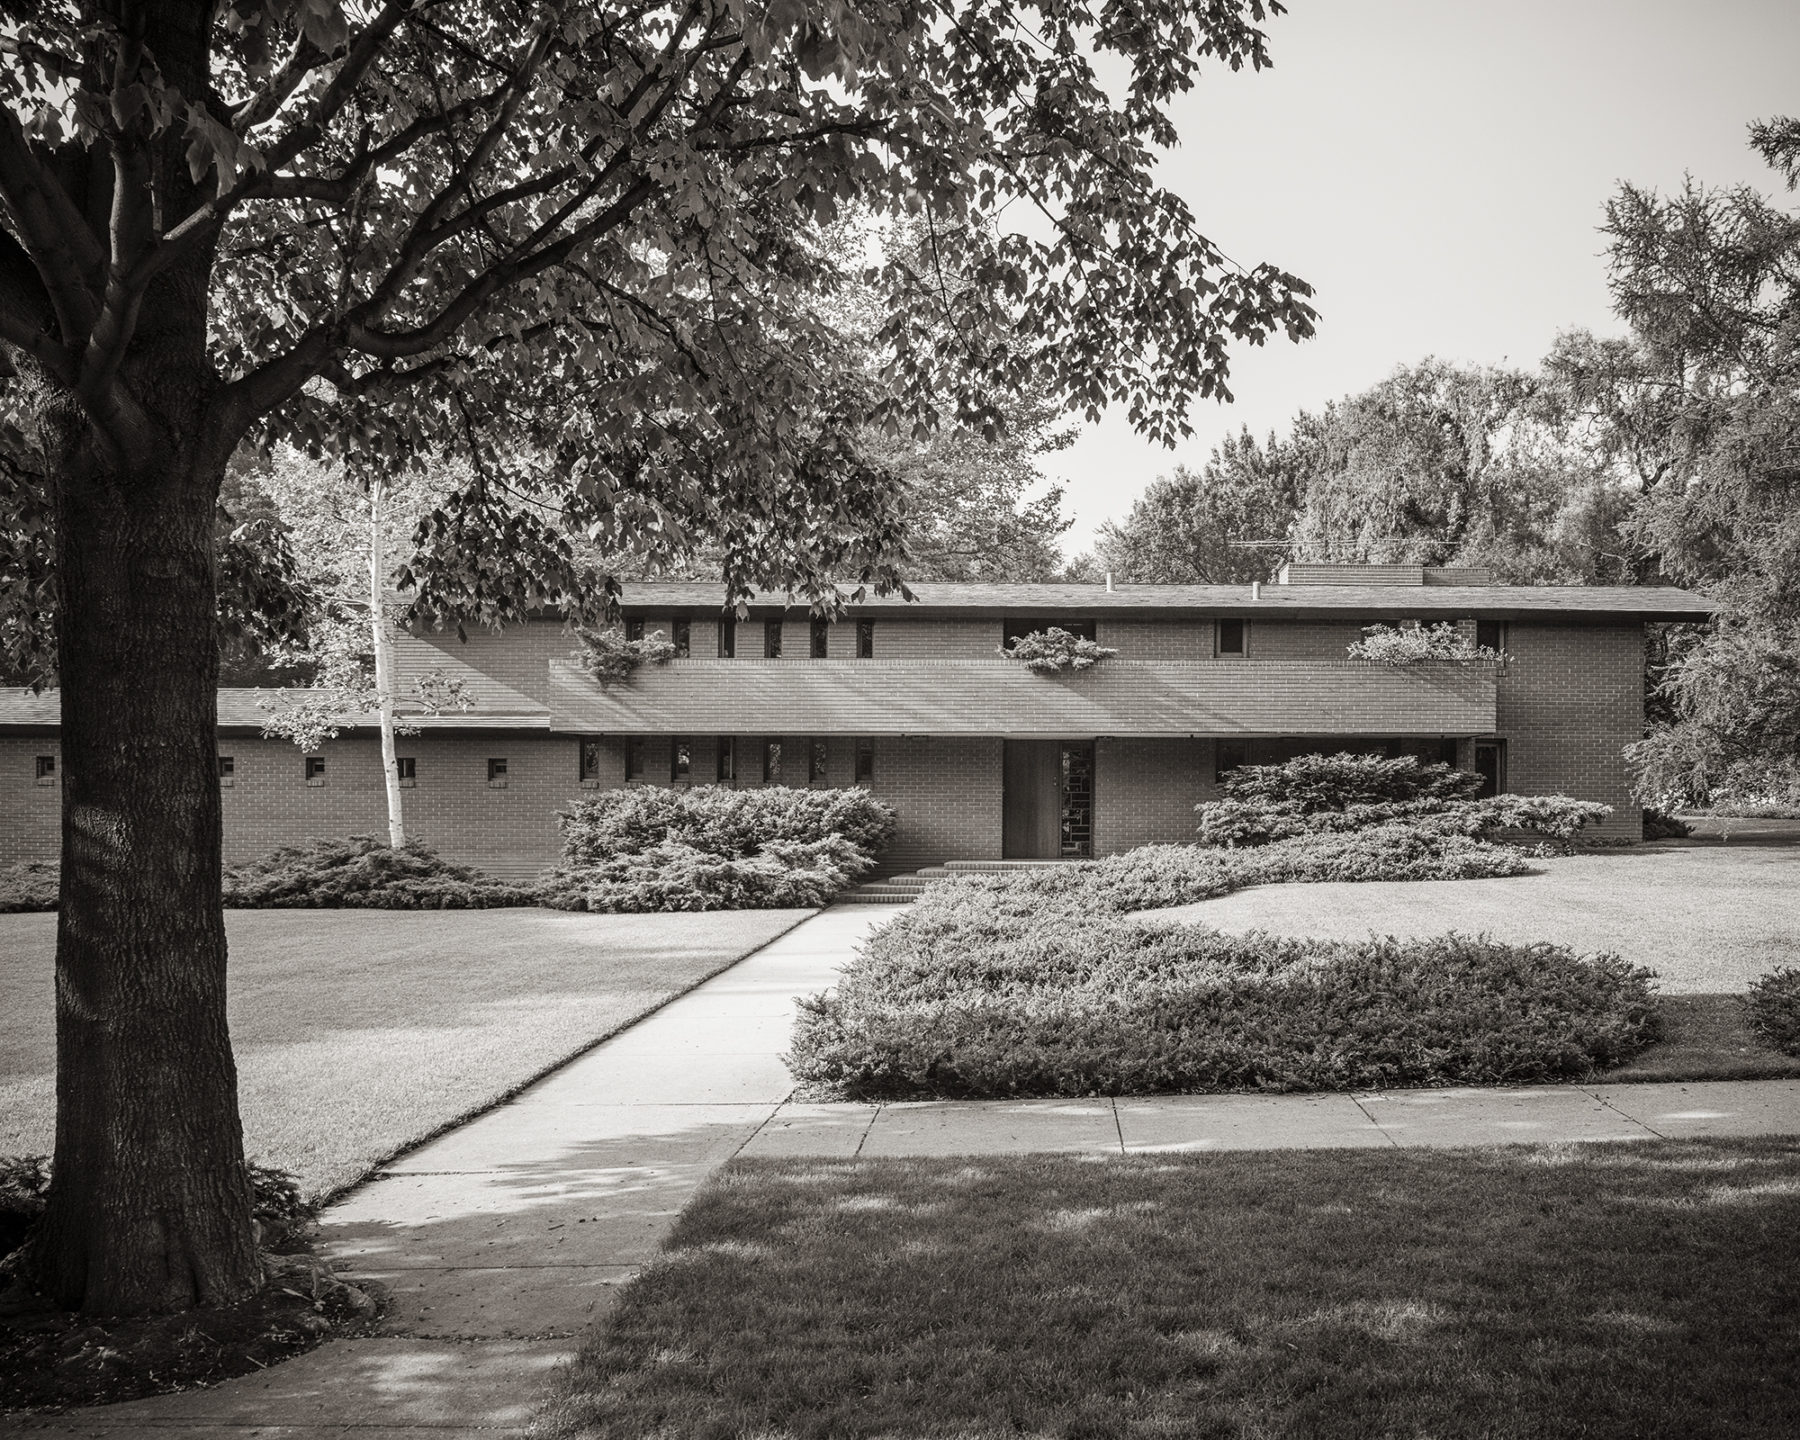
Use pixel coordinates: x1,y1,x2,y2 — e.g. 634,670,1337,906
1745,968,1800,1056
790,901,1660,1099
0,862,57,913
223,836,535,908
537,836,867,912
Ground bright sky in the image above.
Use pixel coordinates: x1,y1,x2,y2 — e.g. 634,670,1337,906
1047,0,1800,555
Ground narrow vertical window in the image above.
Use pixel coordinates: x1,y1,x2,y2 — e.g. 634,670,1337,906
764,619,782,658
626,738,648,780
1476,619,1504,654
855,737,874,786
857,619,875,658
34,755,56,785
305,756,327,785
716,736,736,783
216,755,234,787
1214,740,1246,784
487,757,509,788
672,618,691,657
810,738,828,785
718,617,736,658
580,739,602,782
763,740,782,784
1216,619,1246,656
625,616,645,642
810,618,829,658
670,738,692,783
396,756,416,787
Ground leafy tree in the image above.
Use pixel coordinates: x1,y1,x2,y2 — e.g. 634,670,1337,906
0,0,1315,1312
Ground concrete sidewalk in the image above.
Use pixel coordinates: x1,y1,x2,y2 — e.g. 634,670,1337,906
8,901,1800,1438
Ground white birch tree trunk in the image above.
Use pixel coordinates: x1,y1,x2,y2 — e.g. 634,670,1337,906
369,478,406,847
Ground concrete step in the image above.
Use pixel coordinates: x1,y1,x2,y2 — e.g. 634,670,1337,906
840,887,924,903
941,859,1079,872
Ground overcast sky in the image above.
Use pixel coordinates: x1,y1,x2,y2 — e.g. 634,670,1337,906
1046,0,1800,555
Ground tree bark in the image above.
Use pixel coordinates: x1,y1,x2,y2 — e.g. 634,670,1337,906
25,390,259,1314
371,478,406,846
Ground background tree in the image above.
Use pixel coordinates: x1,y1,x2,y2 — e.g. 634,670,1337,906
0,0,1316,1313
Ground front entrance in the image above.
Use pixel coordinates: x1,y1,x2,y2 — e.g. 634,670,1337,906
1003,740,1095,859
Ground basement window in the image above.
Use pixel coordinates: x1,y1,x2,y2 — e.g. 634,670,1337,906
35,755,56,785
217,755,234,788
487,757,509,789
305,756,326,786
396,756,416,788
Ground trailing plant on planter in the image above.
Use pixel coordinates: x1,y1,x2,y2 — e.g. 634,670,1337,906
1348,622,1507,666
1001,627,1118,673
575,627,679,685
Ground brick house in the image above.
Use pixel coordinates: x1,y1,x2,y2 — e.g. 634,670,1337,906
0,564,1712,878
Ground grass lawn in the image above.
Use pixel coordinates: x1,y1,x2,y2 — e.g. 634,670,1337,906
0,907,808,1201
1149,843,1800,1081
541,1140,1800,1440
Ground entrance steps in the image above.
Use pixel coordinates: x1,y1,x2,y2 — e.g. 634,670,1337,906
839,857,1080,904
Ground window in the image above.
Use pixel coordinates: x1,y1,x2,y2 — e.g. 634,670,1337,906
217,755,233,787
396,756,416,788
763,739,783,784
764,619,783,658
625,616,645,642
857,619,875,658
580,739,603,782
34,755,56,785
1216,619,1246,656
810,738,828,786
855,737,875,785
672,618,691,657
305,755,326,785
718,617,736,657
1214,740,1246,784
1004,617,1095,649
1473,741,1505,799
670,738,692,783
810,618,829,658
717,736,736,783
1476,619,1504,654
487,757,509,788
626,737,648,780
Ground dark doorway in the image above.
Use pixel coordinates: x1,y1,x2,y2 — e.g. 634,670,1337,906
1004,740,1095,859
1473,741,1504,798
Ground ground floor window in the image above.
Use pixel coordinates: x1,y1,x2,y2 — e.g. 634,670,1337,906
1060,742,1094,857
855,737,874,785
487,757,509,788
671,738,692,783
763,739,782,784
396,756,416,788
717,736,735,782
580,739,602,782
626,737,648,780
809,738,828,785
1474,740,1506,798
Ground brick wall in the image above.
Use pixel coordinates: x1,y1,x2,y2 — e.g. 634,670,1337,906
1094,738,1212,853
1496,622,1644,840
0,738,61,865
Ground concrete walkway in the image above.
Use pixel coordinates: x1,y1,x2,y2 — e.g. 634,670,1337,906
8,902,1800,1438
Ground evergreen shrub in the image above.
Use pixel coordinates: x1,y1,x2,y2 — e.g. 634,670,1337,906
0,862,57,913
1000,627,1118,673
1745,968,1800,1056
574,627,678,684
223,836,534,908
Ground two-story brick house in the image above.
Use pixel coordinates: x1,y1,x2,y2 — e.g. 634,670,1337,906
0,564,1712,877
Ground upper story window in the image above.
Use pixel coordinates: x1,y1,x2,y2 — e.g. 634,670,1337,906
626,737,648,780
764,619,783,659
625,616,645,642
810,618,829,658
396,756,416,788
717,736,736,783
35,755,56,785
1476,619,1505,653
672,618,691,657
1216,619,1247,656
718,617,736,658
1003,617,1095,649
670,738,692,784
305,755,327,785
487,757,509,789
857,619,875,658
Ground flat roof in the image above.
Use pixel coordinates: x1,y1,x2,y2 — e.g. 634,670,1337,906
612,580,1715,623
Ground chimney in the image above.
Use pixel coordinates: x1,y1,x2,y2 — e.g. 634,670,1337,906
1252,581,1261,601
1105,572,1114,593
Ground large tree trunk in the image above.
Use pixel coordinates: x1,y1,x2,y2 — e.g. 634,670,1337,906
26,393,259,1313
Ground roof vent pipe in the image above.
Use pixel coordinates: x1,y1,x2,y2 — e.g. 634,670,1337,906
1105,572,1114,593
1252,581,1261,601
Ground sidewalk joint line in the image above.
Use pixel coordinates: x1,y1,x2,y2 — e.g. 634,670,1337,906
1582,1085,1671,1140
1350,1094,1402,1146
1111,1097,1126,1155
729,1096,793,1160
853,1104,882,1159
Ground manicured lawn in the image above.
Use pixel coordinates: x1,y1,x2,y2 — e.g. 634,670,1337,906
0,907,809,1200
541,1141,1800,1440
